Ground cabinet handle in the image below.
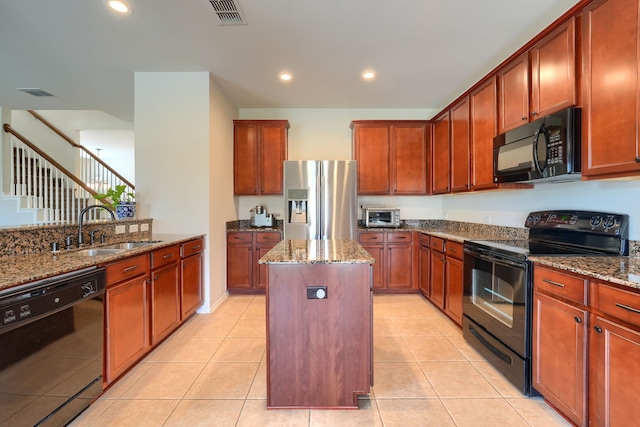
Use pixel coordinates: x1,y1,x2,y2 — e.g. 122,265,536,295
532,111,538,117
192,245,201,250
163,253,174,260
521,116,527,121
154,275,159,280
615,303,640,314
449,248,457,253
146,279,151,284
123,265,138,272
574,316,582,323
543,279,565,288
594,326,603,333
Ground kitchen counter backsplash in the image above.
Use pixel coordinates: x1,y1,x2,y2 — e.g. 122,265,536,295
226,219,283,231
0,219,153,259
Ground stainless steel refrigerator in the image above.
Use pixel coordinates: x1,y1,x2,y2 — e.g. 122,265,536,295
283,160,358,240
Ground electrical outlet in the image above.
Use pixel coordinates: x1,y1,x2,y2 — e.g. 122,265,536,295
115,225,126,234
483,215,491,223
141,223,149,231
129,224,139,233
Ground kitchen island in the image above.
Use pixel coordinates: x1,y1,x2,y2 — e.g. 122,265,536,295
259,239,375,409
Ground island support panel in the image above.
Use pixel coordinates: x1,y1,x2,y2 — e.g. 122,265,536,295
266,263,372,409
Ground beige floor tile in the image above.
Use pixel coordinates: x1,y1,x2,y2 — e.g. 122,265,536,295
189,316,238,337
236,399,310,426
391,318,445,336
373,318,400,336
404,336,466,362
428,315,464,336
228,318,268,337
442,398,529,427
241,303,266,319
471,360,525,397
120,362,206,399
163,399,245,427
157,336,224,362
247,362,267,399
89,399,180,427
100,361,156,399
374,336,415,362
376,398,456,427
374,303,425,319
68,398,115,426
507,396,573,427
445,334,486,362
310,398,383,426
210,336,265,362
184,362,259,399
372,362,437,398
420,361,501,398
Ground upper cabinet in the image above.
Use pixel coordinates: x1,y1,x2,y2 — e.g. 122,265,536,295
450,97,471,193
498,17,578,134
233,120,289,195
431,112,451,194
470,77,499,190
581,0,640,179
352,121,430,195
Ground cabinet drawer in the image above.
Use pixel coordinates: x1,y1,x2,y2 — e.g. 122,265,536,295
430,237,445,252
227,232,252,243
591,282,640,328
534,265,587,305
387,232,412,243
106,254,150,285
418,233,430,247
152,244,180,269
256,232,281,243
181,238,204,258
445,240,464,260
359,232,384,243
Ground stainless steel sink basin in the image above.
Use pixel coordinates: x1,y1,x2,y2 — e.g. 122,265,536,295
102,241,159,250
74,248,126,257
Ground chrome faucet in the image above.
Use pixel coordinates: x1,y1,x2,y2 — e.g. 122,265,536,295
78,205,115,246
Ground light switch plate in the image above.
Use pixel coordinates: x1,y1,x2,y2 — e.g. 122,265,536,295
129,224,139,233
115,225,126,234
141,223,149,231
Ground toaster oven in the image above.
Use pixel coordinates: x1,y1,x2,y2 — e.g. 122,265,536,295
363,207,401,228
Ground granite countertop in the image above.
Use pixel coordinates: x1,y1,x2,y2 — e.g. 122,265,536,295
226,220,283,232
258,239,375,264
0,233,204,292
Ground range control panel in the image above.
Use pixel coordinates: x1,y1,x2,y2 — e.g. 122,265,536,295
525,210,629,236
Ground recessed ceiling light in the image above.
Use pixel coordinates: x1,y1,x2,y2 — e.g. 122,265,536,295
107,0,133,15
362,71,376,80
279,72,292,82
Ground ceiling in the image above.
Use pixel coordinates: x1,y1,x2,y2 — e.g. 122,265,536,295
0,0,582,125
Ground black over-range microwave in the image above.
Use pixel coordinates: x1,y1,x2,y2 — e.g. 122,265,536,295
494,107,581,183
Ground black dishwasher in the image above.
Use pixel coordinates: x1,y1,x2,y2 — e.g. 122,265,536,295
0,267,105,426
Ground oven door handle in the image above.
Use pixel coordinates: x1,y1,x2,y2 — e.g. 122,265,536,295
468,251,527,270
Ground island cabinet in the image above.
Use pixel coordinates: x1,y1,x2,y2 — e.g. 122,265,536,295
431,111,451,194
581,0,640,179
150,244,181,345
351,120,430,195
227,231,282,293
470,77,499,190
233,120,289,195
180,237,204,320
358,231,414,292
418,233,430,298
104,254,151,385
532,265,588,427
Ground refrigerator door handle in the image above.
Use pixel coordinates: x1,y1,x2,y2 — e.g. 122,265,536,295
317,174,324,239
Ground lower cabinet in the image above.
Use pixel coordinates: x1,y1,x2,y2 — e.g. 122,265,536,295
358,231,414,292
180,238,204,319
227,231,282,293
418,233,430,298
429,238,446,308
427,236,463,326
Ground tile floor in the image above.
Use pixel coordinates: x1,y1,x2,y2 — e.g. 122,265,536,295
71,294,571,426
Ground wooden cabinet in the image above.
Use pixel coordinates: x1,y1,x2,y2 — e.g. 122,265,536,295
428,237,446,309
533,265,588,427
233,120,289,195
150,245,181,346
418,233,430,298
227,231,281,293
470,77,499,190
180,238,204,320
105,254,151,385
444,241,464,326
582,0,640,179
358,231,414,292
497,53,530,134
431,112,451,194
450,97,471,193
352,121,429,195
589,281,640,426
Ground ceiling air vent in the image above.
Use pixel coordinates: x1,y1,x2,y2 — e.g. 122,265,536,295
18,88,54,97
209,0,247,25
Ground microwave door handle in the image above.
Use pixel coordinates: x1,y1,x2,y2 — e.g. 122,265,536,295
533,125,544,176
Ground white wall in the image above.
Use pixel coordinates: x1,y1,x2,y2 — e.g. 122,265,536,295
79,130,135,184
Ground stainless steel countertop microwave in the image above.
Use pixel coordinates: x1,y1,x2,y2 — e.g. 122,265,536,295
363,207,401,228
494,107,581,184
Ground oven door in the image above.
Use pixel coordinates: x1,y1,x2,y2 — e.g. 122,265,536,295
463,246,531,358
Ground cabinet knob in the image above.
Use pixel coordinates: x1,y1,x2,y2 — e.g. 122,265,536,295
635,157,640,163
574,316,582,324
531,112,538,117
594,326,603,333
521,116,527,121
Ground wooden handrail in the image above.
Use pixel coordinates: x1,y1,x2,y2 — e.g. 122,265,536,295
26,110,135,190
3,123,107,202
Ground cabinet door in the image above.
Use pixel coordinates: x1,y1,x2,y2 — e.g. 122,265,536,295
353,123,391,194
387,244,413,289
450,97,471,193
470,77,499,190
227,243,253,289
260,123,288,195
105,276,150,384
418,244,430,298
530,17,577,118
391,123,428,194
429,251,446,309
180,252,203,320
432,111,451,194
150,262,181,345
498,53,529,134
256,242,278,289
591,315,640,427
234,122,259,195
582,0,640,178
533,291,587,427
361,243,384,289
445,256,463,326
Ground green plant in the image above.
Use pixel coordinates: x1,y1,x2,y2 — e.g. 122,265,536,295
92,184,135,209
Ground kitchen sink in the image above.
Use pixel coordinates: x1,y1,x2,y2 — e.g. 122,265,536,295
102,241,161,250
74,248,126,257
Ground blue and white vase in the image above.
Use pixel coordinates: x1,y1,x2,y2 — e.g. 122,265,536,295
116,202,136,219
